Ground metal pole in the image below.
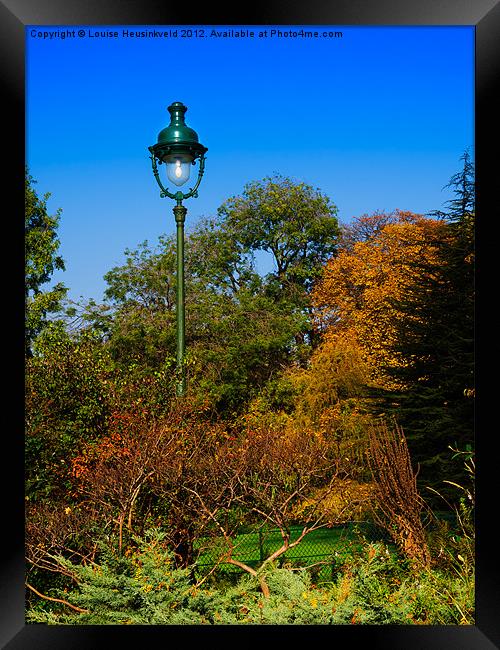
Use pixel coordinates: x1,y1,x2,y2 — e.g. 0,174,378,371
173,202,187,397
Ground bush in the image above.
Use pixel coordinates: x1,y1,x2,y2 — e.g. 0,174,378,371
26,327,113,501
26,530,473,625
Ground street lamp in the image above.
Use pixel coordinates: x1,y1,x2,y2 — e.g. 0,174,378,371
149,101,207,397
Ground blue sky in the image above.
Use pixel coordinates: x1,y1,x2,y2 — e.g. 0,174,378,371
26,25,474,304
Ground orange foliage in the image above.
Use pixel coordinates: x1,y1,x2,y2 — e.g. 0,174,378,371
70,411,146,481
313,212,451,389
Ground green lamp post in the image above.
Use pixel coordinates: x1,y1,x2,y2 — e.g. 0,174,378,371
149,101,207,397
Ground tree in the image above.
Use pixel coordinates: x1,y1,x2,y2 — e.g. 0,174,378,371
101,238,178,366
312,211,450,390
284,332,374,482
167,406,368,597
187,215,260,296
97,236,306,411
430,149,474,226
312,209,471,494
312,150,475,498
386,153,474,492
217,173,340,304
338,209,420,252
88,175,340,412
25,328,112,502
25,169,67,356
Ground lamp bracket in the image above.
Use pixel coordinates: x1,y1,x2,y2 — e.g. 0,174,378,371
149,148,206,203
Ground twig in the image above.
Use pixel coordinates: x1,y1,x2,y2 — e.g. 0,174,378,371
26,582,89,614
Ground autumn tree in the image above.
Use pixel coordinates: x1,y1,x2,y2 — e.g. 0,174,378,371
312,152,474,497
25,169,67,356
312,210,463,493
338,209,419,252
69,410,176,554
313,210,450,390
168,407,370,596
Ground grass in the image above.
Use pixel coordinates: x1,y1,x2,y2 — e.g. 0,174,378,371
194,522,392,583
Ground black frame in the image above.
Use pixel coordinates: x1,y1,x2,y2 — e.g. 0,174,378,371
6,0,499,647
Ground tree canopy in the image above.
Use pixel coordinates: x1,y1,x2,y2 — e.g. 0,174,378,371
311,150,474,494
25,169,67,356
86,174,340,411
216,174,340,298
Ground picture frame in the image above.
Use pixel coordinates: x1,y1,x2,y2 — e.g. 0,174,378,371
6,0,499,646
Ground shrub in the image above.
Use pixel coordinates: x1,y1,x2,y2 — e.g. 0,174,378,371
26,530,473,625
27,530,205,625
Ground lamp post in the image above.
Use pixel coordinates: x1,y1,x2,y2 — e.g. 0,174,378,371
149,101,207,397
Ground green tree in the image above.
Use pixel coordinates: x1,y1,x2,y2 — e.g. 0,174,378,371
88,175,340,412
187,215,261,296
98,236,307,411
188,288,309,412
217,174,339,302
101,238,178,366
25,169,67,356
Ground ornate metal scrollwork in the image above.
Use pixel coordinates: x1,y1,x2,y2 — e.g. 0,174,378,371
149,148,206,204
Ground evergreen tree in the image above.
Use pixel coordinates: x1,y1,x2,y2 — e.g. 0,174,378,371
386,151,474,496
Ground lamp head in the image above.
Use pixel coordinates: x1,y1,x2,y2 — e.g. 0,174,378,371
150,102,207,187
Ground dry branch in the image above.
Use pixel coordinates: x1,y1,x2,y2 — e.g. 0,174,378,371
367,419,430,568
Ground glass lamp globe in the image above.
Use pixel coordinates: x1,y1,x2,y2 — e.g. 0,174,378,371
164,154,192,187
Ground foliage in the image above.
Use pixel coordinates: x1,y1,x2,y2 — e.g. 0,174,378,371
88,174,339,413
25,163,474,626
217,173,340,299
187,215,260,295
154,403,362,589
101,237,178,365
290,334,370,417
430,149,474,228
293,479,375,526
186,288,309,413
426,446,474,601
27,529,203,625
25,169,67,356
338,209,419,251
25,323,181,587
287,333,373,476
262,324,378,525
313,210,450,390
311,164,474,496
26,530,473,625
25,326,113,501
386,153,474,493
329,541,473,625
61,397,228,567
